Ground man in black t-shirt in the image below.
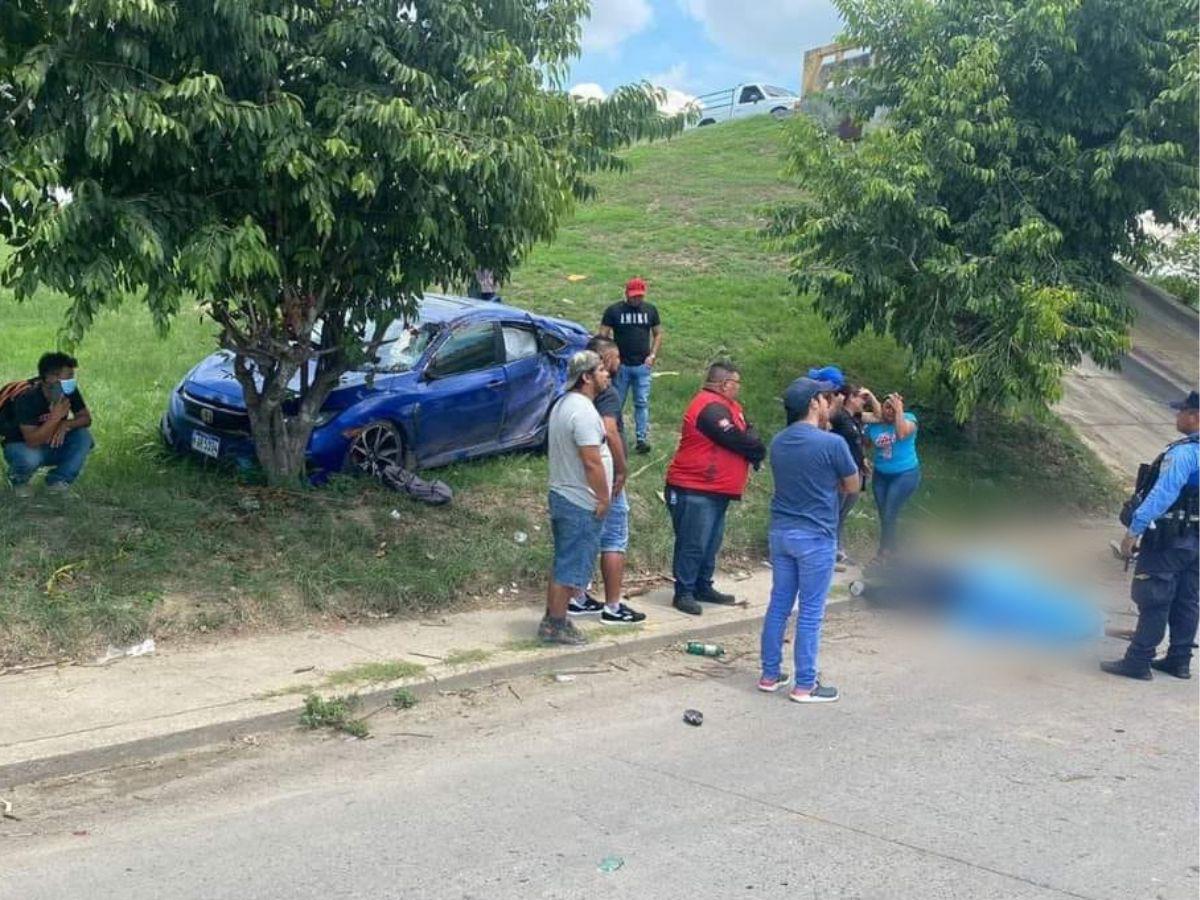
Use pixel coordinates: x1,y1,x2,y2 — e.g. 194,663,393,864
567,336,646,625
600,277,662,454
2,352,94,496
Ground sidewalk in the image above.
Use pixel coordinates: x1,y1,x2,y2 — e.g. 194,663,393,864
0,566,852,783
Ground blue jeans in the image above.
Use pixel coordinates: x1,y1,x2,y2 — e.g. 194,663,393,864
615,363,652,443
872,466,921,553
665,485,729,598
600,489,629,553
4,427,95,486
760,529,837,688
548,491,604,589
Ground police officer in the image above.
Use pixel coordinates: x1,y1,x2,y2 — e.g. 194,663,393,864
1102,390,1200,680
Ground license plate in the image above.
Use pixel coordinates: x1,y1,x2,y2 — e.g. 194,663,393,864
191,430,220,459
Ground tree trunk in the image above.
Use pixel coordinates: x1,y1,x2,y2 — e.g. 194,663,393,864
245,394,312,486
232,352,343,488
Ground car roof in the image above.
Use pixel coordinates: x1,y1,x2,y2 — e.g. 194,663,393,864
420,293,540,326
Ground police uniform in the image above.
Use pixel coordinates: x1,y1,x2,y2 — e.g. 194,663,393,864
1104,390,1200,679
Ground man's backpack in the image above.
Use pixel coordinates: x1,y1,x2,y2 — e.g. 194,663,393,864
0,379,36,433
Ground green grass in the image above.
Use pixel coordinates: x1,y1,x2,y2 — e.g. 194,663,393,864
1147,273,1199,310
322,659,426,688
0,117,1119,664
299,693,370,738
442,647,493,666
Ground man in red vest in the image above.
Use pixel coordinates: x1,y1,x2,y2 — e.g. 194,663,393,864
664,361,766,614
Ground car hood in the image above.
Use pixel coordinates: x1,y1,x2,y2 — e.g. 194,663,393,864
181,351,417,412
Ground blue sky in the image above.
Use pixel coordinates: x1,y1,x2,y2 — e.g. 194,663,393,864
568,0,844,107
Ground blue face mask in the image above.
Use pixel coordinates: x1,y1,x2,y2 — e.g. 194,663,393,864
59,378,77,396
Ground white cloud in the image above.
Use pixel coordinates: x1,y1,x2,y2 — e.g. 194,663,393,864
679,0,842,74
582,0,654,53
569,82,608,102
646,63,699,115
656,87,699,115
648,62,692,91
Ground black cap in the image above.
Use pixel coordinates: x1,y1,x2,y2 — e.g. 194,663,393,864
1169,390,1199,411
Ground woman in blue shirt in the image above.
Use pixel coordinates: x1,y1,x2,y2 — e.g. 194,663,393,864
862,390,920,561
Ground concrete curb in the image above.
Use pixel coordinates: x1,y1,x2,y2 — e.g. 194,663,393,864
0,602,842,789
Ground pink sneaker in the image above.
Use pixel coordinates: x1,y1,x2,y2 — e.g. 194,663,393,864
757,672,792,692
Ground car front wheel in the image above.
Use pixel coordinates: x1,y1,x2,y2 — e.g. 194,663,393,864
346,420,405,478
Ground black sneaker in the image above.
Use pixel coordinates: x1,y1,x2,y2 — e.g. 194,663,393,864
696,587,736,605
1150,657,1192,679
672,595,703,615
635,440,651,455
601,603,646,625
537,616,588,646
568,593,604,616
1100,659,1152,681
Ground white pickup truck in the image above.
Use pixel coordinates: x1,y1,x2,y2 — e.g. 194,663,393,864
693,83,801,127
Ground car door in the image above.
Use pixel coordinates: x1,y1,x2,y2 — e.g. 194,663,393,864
413,321,506,464
498,322,557,447
733,84,764,119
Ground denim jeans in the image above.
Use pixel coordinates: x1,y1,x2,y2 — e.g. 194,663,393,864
599,488,629,553
3,427,95,486
665,486,729,598
548,491,604,590
615,362,652,442
760,529,837,688
872,467,921,553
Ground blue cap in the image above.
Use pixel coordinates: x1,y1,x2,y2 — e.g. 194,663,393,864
1169,390,1199,411
807,365,845,389
784,377,836,417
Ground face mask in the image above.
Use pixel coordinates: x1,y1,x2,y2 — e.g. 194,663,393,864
59,378,77,395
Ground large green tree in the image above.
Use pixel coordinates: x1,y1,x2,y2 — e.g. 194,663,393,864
770,0,1198,422
0,0,680,483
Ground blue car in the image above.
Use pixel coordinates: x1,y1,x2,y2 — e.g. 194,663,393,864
162,295,591,478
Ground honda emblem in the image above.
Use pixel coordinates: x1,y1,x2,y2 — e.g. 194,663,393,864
200,408,214,425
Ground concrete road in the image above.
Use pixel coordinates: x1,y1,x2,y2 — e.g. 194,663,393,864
1058,277,1198,478
3,603,1196,900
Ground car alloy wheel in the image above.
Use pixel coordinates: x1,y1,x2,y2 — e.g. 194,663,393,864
347,421,404,478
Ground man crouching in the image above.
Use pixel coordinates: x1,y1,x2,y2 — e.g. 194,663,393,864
2,352,94,497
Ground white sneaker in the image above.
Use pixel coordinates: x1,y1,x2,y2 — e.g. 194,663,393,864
46,482,72,495
12,483,33,498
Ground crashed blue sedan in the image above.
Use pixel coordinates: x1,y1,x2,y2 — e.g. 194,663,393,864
161,295,590,478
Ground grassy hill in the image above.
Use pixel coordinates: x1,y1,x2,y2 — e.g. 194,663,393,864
0,117,1117,663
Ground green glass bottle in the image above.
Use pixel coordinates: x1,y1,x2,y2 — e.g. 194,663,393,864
685,641,724,658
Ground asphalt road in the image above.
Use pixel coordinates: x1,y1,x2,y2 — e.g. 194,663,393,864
3,602,1196,900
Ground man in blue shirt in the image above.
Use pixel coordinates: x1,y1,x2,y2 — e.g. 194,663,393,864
1103,390,1200,681
758,377,859,703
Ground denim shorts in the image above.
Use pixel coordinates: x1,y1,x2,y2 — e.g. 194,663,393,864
549,491,604,589
599,489,630,553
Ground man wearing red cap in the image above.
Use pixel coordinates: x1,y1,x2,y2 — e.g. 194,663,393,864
600,277,662,454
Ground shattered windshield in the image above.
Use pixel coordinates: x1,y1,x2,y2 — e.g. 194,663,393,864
370,321,440,371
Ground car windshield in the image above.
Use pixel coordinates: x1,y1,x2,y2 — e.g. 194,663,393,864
370,321,440,371
764,86,792,98
310,317,442,371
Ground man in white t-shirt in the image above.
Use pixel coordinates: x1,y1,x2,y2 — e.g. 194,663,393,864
539,350,613,645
